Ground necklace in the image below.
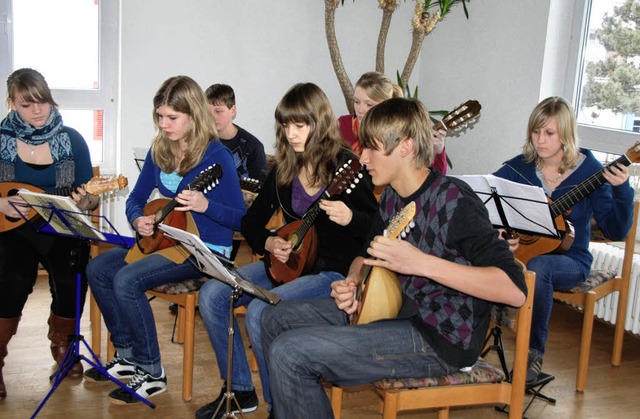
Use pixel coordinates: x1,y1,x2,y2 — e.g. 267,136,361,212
540,170,563,186
18,138,37,155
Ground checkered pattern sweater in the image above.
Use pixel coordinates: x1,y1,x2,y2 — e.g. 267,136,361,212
378,170,524,368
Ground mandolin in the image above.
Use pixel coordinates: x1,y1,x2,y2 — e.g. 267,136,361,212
0,175,128,233
350,202,416,325
240,177,263,208
514,141,640,264
264,159,363,284
134,165,222,254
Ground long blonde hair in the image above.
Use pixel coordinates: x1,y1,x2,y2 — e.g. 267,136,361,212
274,83,349,187
523,96,580,173
151,76,217,175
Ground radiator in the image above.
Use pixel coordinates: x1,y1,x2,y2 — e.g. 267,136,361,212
590,242,640,335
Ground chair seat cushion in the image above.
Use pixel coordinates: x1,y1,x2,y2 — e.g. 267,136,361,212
151,276,211,294
373,357,505,390
558,269,617,294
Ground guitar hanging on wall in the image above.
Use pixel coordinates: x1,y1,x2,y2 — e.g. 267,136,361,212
350,202,416,325
134,164,222,254
0,174,128,233
264,159,363,284
514,141,640,264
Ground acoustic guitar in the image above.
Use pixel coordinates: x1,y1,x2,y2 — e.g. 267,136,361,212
265,159,363,284
0,175,128,233
350,202,416,325
135,164,222,254
432,99,482,134
514,141,640,264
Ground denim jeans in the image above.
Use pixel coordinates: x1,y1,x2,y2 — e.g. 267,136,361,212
86,247,202,375
261,298,456,419
526,254,585,354
197,260,340,406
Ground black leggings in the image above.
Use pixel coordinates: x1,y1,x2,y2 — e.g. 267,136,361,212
0,224,89,318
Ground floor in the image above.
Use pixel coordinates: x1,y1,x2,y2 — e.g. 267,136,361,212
2,266,640,418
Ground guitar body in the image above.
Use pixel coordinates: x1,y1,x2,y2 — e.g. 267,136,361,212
0,182,43,232
266,221,319,284
135,198,187,254
514,210,575,264
351,266,402,325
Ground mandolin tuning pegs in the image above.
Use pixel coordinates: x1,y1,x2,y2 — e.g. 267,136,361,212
409,221,415,229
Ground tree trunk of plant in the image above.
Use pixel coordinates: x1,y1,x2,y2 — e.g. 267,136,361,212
401,11,441,88
325,0,355,114
376,6,396,73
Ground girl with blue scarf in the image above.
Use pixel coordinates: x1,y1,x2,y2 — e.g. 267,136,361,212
0,68,97,398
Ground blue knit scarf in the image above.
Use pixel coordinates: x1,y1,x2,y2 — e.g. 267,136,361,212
0,108,75,187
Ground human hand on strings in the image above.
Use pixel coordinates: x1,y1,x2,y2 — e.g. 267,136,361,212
319,199,353,226
603,163,629,186
433,128,447,155
362,236,423,276
71,187,99,211
498,228,520,252
0,195,28,218
133,215,157,237
175,189,209,213
331,276,359,314
266,235,292,263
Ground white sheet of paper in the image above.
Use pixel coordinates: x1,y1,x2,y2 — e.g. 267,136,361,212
18,189,106,241
454,174,557,236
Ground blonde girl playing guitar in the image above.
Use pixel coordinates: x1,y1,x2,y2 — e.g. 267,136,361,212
493,96,634,385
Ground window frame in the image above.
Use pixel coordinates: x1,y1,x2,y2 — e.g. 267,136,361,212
0,0,119,171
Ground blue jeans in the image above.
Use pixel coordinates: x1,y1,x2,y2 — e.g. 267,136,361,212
527,254,585,354
261,298,456,419
197,260,340,406
87,247,202,375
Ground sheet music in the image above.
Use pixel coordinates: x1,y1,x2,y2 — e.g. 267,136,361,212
158,224,280,305
454,174,558,236
18,189,107,241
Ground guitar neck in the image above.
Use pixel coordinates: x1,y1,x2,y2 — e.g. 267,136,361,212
551,154,631,216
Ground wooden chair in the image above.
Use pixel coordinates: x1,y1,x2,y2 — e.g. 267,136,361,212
331,261,535,419
552,200,639,392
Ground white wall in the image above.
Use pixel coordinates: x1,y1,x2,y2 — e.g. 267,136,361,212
418,1,553,176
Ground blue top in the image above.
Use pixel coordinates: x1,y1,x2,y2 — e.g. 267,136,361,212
493,148,634,275
14,126,93,190
126,140,246,248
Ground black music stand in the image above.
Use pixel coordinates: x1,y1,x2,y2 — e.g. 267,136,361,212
12,190,155,417
158,223,280,418
454,174,559,238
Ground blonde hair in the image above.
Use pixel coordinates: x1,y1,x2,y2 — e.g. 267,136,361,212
274,83,349,186
355,71,403,103
522,96,580,173
150,76,218,175
6,68,57,108
359,97,434,169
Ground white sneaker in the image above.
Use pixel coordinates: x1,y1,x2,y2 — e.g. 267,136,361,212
107,366,167,404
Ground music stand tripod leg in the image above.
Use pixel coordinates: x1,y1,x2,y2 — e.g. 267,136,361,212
213,287,248,419
31,241,155,418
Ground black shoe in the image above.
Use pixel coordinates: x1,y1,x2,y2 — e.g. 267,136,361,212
169,303,178,315
526,349,544,385
84,355,136,382
108,366,167,405
195,384,258,419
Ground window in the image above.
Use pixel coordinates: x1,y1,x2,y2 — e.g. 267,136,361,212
0,0,118,169
564,0,639,156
